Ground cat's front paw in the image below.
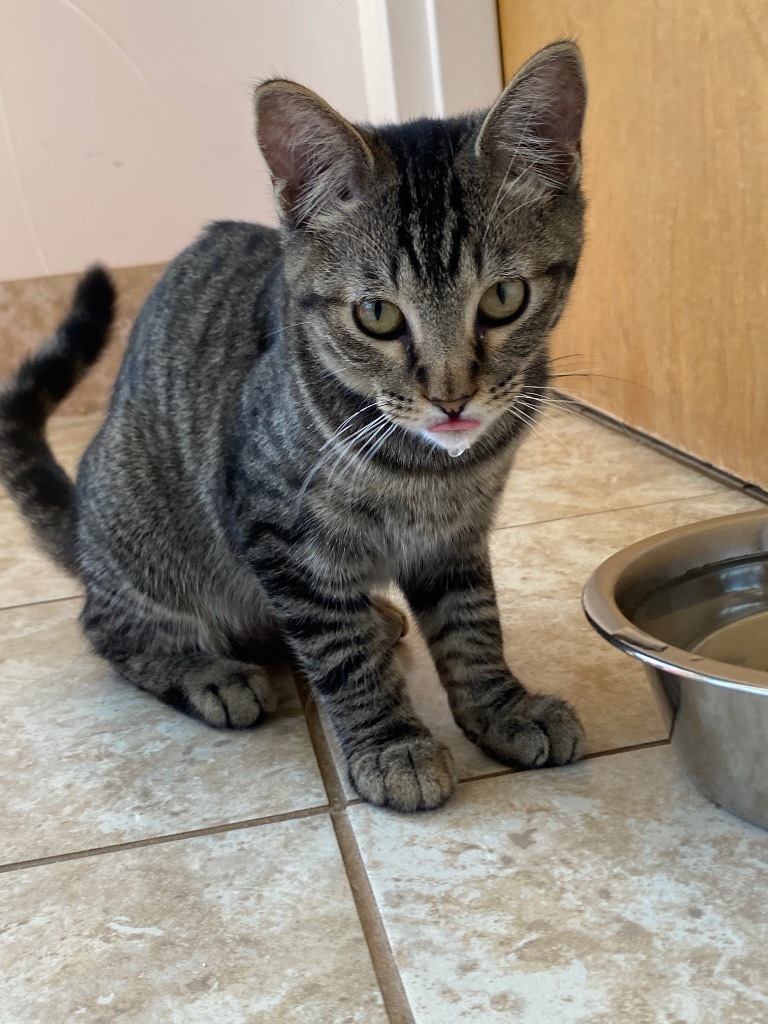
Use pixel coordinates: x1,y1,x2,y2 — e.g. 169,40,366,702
161,663,277,729
348,735,456,812
459,692,585,769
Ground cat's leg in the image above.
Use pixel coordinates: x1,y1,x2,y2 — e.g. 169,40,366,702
248,556,454,811
401,548,585,768
81,594,276,728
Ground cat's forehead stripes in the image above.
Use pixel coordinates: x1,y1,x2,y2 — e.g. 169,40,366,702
376,118,474,289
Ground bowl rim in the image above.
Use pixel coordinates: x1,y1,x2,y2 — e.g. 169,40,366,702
582,508,768,696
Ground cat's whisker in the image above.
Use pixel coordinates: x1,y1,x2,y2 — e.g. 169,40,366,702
515,413,572,453
509,406,545,439
317,403,378,453
346,414,393,464
517,386,573,406
518,395,574,417
321,414,391,493
360,423,399,478
547,355,587,371
350,419,400,486
315,365,344,383
315,417,386,485
325,426,388,497
344,423,394,491
313,358,369,385
522,391,582,424
550,371,655,396
515,387,565,399
511,400,576,454
293,410,386,514
549,351,585,361
521,398,575,424
259,319,316,344
524,395,577,419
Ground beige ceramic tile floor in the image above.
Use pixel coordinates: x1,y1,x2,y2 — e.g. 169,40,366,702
2,407,767,1023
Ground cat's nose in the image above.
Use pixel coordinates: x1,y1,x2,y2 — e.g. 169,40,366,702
429,394,474,418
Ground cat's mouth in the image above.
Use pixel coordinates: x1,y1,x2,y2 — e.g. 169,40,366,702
428,417,483,434
422,414,485,456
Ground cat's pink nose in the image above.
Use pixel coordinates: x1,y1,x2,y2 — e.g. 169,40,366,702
430,395,473,418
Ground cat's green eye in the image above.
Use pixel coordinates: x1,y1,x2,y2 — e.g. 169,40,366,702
353,299,405,339
478,278,528,325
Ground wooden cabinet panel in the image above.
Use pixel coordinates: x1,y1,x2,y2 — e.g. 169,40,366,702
498,1,768,485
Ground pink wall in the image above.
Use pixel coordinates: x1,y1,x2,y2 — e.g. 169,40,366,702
0,0,369,280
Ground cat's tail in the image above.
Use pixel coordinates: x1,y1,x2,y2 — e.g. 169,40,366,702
0,267,116,577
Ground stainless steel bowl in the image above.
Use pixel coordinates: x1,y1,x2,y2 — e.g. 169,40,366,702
582,509,768,830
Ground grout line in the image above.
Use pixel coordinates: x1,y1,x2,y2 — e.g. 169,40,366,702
298,676,416,1024
456,738,672,787
296,675,348,809
493,486,741,536
457,766,519,785
0,593,84,615
330,811,415,1024
0,803,330,876
583,737,671,760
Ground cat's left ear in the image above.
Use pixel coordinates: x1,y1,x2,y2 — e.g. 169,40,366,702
254,80,374,228
476,40,587,192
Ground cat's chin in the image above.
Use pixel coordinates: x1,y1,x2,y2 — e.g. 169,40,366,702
421,428,480,458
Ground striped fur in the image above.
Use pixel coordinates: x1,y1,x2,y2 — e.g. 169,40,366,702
0,267,115,575
0,42,587,811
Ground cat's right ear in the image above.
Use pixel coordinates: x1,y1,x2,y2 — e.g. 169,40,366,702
476,40,587,193
254,80,373,229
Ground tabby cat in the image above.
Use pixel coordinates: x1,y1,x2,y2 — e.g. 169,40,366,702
0,41,587,811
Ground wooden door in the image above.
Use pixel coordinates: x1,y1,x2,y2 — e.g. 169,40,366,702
498,1,768,486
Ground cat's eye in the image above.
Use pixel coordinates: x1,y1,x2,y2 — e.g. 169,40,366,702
353,299,405,339
478,279,528,325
